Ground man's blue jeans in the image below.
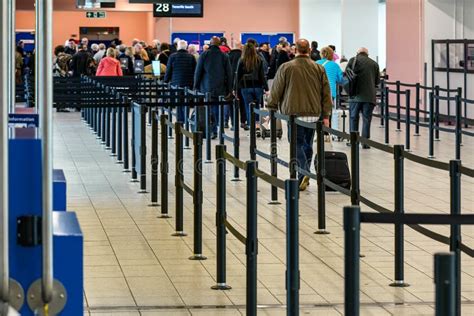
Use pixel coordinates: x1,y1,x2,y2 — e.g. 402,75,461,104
349,102,375,139
241,88,263,125
291,124,316,182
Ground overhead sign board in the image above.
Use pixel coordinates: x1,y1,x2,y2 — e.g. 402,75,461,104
86,11,106,18
152,0,203,18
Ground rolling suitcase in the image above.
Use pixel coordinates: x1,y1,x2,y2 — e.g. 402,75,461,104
315,151,351,192
260,116,283,139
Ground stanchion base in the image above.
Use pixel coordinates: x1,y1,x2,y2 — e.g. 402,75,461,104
231,178,242,182
172,231,187,237
405,149,412,153
434,139,441,142
359,254,366,258
138,190,148,194
168,137,174,140
189,254,207,261
149,203,160,207
159,214,172,219
427,155,436,159
110,153,117,157
413,133,420,137
147,123,152,127
314,230,330,235
389,281,410,287
130,179,139,183
184,147,192,150
101,141,106,145
211,283,232,290
205,160,213,164
395,129,402,132
116,161,123,165
123,169,131,173
105,146,111,150
379,125,384,128
268,201,281,205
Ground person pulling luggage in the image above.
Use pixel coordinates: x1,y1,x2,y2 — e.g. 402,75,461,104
266,39,332,191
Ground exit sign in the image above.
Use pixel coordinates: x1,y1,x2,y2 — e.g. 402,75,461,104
86,11,106,19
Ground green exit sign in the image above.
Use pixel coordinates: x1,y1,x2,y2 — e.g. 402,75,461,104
86,11,106,19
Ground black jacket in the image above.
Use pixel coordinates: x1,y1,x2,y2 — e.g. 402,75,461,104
158,51,171,67
70,50,93,77
268,49,279,79
194,45,233,98
346,53,380,104
235,59,268,91
228,49,242,74
118,53,134,75
310,49,321,61
164,49,197,88
276,51,290,70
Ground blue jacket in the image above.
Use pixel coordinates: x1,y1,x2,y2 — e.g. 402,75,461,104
164,49,196,88
316,58,343,98
194,45,233,98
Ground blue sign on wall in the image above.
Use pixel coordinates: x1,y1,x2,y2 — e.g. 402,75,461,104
8,114,39,128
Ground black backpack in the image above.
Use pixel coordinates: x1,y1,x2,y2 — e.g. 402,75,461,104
344,57,358,96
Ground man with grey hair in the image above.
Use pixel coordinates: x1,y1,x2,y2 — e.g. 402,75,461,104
94,43,106,64
345,47,380,148
164,39,197,122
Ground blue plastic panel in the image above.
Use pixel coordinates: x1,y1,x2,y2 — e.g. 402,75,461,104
171,32,224,51
240,33,295,47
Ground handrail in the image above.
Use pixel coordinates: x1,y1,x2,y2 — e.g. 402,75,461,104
38,0,54,303
0,0,10,304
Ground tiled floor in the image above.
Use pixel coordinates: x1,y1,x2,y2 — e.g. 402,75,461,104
53,111,473,315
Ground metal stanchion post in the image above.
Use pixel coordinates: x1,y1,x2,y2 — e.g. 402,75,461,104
205,93,212,163
405,90,411,152
149,111,159,207
249,103,257,161
286,179,300,315
123,98,130,172
414,83,421,136
384,87,390,144
190,131,206,260
246,161,258,316
396,81,401,131
455,91,462,160
344,206,360,316
172,122,186,237
160,114,171,218
130,106,138,183
111,107,117,156
428,93,435,159
435,86,440,141
212,145,232,290
269,110,279,204
218,96,225,145
101,106,107,144
434,253,455,316
105,107,111,149
232,99,240,181
449,160,461,316
138,105,147,192
350,132,360,206
289,115,297,179
379,81,385,127
117,106,123,163
184,96,190,149
315,121,328,234
390,145,409,287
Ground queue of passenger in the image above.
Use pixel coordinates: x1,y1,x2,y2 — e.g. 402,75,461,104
46,35,380,190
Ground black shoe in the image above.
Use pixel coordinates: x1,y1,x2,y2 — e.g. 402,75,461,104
243,125,250,131
362,144,371,149
346,142,351,147
224,123,229,129
211,133,218,140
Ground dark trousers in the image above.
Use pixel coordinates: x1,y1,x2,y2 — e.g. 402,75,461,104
349,102,375,139
241,88,264,124
292,124,316,182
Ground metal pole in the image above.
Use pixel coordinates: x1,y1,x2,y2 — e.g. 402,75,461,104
428,93,435,159
111,107,117,156
455,90,462,160
446,43,451,125
218,97,225,145
232,99,240,181
0,0,10,303
246,161,258,316
160,114,171,218
173,123,186,236
435,86,440,141
396,81,401,131
8,0,15,114
289,115,297,179
38,0,54,303
384,87,390,144
205,93,212,163
249,103,257,161
269,110,279,204
414,84,421,136
344,206,360,316
350,132,360,206
117,107,123,163
138,105,147,193
211,145,231,290
463,40,468,128
390,145,408,288
315,121,328,234
130,106,138,182
123,98,130,172
449,160,461,316
379,81,385,127
434,253,455,316
189,131,206,260
286,179,300,315
150,111,159,207
405,90,411,152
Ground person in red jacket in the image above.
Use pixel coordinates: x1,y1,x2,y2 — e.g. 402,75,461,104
96,48,123,76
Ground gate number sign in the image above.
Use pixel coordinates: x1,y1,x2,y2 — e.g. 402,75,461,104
153,1,203,18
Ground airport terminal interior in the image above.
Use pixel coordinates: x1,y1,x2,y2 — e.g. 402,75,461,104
0,0,473,315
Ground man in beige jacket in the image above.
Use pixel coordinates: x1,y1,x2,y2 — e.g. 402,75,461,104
267,39,332,191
